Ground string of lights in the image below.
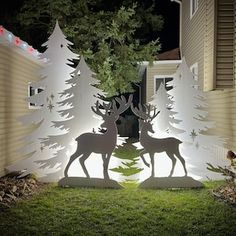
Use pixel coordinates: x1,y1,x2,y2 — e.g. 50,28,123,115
0,25,40,58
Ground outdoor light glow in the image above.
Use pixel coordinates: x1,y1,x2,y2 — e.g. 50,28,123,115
28,46,33,53
0,26,4,35
0,26,39,58
7,33,13,42
14,37,21,46
21,43,27,49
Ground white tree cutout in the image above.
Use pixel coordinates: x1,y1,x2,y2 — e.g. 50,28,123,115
149,82,183,137
167,57,214,144
38,56,107,181
132,58,229,185
167,57,228,180
6,21,79,178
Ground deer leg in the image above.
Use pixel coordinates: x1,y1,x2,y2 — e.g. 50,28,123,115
103,153,111,179
79,153,91,178
64,152,79,177
140,150,150,167
166,152,177,177
149,153,155,177
175,149,188,176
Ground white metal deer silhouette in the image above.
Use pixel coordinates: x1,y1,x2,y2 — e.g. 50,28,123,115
64,95,133,179
131,104,188,177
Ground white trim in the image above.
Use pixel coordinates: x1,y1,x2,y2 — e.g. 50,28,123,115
171,0,182,4
190,0,198,19
140,60,182,66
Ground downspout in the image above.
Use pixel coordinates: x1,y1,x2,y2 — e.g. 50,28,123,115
170,0,182,58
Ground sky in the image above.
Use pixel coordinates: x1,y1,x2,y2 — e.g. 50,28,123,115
0,0,180,53
155,0,180,52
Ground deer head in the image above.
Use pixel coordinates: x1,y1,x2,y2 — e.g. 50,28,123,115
92,95,133,129
131,103,160,133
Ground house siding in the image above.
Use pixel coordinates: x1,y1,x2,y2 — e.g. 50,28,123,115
215,0,234,88
234,0,236,85
182,0,206,90
206,0,236,150
0,44,42,177
204,0,216,91
207,89,236,150
182,0,216,91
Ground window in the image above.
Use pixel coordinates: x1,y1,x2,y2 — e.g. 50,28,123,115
154,76,173,92
190,0,198,18
28,83,43,109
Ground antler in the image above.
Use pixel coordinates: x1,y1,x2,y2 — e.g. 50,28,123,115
144,104,159,121
131,103,149,120
131,103,159,121
110,94,133,116
91,94,132,118
91,100,111,118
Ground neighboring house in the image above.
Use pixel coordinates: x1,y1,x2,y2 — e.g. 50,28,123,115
0,26,42,177
142,0,236,150
140,48,181,104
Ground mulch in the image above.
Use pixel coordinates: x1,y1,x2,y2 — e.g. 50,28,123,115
212,183,236,206
0,173,48,209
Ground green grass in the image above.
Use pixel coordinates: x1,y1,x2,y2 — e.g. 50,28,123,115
0,181,236,236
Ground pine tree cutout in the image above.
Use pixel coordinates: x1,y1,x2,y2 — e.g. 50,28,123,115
167,57,222,146
6,21,78,178
38,56,106,181
149,82,183,137
167,57,228,180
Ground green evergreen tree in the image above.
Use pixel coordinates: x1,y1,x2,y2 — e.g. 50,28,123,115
16,0,162,96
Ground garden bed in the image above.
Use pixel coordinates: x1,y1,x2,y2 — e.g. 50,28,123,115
212,183,236,206
0,173,48,209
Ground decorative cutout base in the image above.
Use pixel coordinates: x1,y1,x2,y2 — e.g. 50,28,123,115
139,176,203,189
58,177,123,189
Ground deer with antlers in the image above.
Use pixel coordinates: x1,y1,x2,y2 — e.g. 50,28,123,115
131,104,188,177
64,95,133,179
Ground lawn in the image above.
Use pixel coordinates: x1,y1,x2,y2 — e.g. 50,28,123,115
0,181,236,236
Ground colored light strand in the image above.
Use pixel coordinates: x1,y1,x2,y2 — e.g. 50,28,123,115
0,25,40,58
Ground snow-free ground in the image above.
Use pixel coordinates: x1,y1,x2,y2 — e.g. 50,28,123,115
0,181,236,236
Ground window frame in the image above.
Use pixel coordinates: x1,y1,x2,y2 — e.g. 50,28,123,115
154,75,174,93
190,0,199,19
28,83,44,109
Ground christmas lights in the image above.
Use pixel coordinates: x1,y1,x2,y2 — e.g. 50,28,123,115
0,25,39,58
